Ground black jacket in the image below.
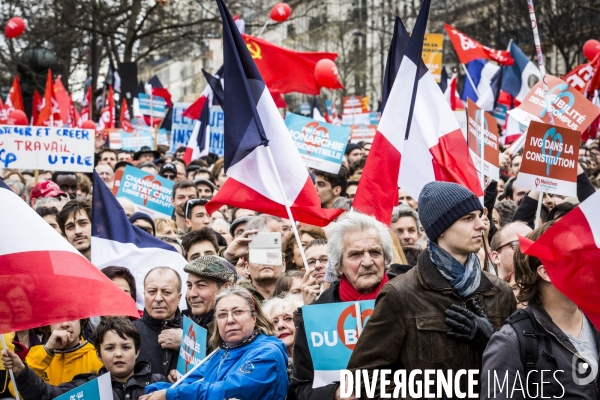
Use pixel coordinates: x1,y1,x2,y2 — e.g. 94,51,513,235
132,308,182,376
14,361,166,400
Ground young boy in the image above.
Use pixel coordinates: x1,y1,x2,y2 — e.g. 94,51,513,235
2,318,167,400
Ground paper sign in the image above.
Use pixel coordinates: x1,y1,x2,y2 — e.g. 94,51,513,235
138,94,167,118
176,316,208,379
55,373,112,400
303,300,375,388
466,99,500,182
209,106,224,156
349,124,377,143
515,121,580,196
285,113,350,174
108,127,153,151
507,74,600,132
0,125,94,172
115,165,175,218
343,96,363,115
171,102,193,151
423,33,444,83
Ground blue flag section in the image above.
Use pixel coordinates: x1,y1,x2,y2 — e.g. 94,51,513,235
381,16,410,112
55,373,112,400
303,300,375,388
176,316,208,378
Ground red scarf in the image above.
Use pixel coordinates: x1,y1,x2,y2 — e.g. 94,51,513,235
339,274,389,302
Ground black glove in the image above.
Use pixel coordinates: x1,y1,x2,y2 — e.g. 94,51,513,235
445,299,495,353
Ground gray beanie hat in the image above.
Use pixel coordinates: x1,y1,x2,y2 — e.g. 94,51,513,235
418,182,483,242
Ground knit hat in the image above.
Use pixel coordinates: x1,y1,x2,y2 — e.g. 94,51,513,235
418,182,483,242
184,255,238,284
129,212,156,236
345,143,361,156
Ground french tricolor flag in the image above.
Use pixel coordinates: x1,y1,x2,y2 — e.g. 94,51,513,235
0,179,138,334
183,94,211,164
519,189,600,329
90,172,188,310
205,0,343,226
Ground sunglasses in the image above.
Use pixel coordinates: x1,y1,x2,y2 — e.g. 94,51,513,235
162,173,176,180
185,198,203,219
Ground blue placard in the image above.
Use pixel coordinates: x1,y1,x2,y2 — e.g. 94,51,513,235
209,106,224,156
115,165,175,219
138,93,166,118
55,373,112,400
285,113,350,174
171,102,194,152
176,316,208,378
303,300,375,388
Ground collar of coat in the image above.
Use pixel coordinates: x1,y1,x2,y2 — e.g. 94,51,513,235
141,308,182,332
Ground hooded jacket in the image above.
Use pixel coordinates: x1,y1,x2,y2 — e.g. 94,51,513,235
146,333,289,400
14,360,166,400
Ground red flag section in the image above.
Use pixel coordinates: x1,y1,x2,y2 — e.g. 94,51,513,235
31,90,41,125
444,24,513,66
120,98,134,132
6,76,24,113
242,34,341,94
0,180,139,334
53,76,72,126
98,86,115,129
36,70,61,126
519,189,600,330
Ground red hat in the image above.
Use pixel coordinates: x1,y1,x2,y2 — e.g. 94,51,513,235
30,181,68,202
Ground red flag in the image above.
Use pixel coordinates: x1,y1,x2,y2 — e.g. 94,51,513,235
242,34,341,94
182,95,207,120
53,76,72,125
36,70,56,126
98,86,115,129
120,98,134,132
0,98,6,124
586,54,600,97
6,76,24,112
444,24,513,66
31,90,41,125
269,89,286,108
152,87,172,108
519,189,600,330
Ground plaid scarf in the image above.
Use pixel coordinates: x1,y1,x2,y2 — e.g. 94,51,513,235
427,241,481,299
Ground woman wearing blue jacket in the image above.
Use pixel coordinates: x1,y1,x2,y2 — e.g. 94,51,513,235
140,287,289,400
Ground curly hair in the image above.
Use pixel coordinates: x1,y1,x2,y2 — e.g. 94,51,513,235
281,226,326,269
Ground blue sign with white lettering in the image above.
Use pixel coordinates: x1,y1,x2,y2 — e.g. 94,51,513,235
115,165,175,219
176,316,208,378
55,373,112,400
171,102,194,152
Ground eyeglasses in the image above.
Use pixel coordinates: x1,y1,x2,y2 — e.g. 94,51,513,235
216,309,252,321
496,240,519,252
162,173,176,180
307,257,328,268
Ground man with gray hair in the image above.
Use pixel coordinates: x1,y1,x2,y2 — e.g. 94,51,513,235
291,211,394,400
390,203,420,248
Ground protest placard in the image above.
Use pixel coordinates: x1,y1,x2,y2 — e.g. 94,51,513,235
342,96,363,115
176,316,208,379
285,113,350,174
115,165,175,218
466,99,500,182
423,33,444,82
171,102,193,151
138,93,167,118
515,121,580,196
55,373,112,400
507,74,600,132
108,127,153,151
0,125,94,172
209,106,224,156
303,300,375,388
349,124,377,143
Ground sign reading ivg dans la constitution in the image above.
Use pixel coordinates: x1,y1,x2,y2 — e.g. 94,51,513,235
285,113,350,174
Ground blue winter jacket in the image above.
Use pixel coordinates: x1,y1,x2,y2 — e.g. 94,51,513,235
146,333,289,400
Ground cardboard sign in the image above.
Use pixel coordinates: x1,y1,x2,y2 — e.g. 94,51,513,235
55,373,112,400
515,121,580,196
303,300,375,388
349,124,377,143
0,125,94,172
507,75,600,132
176,316,208,379
466,99,500,182
115,165,175,218
138,94,167,118
423,33,444,83
285,113,350,174
171,102,193,151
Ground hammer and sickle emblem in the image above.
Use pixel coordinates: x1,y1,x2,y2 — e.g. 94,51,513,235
246,41,262,60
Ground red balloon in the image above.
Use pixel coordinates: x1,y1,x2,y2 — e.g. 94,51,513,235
5,17,25,39
81,120,97,131
7,109,28,126
315,59,341,89
583,39,600,62
269,3,292,22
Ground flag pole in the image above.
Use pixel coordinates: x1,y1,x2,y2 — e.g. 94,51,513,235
461,64,480,98
264,145,311,272
170,348,218,389
479,109,486,203
0,336,21,400
256,20,269,37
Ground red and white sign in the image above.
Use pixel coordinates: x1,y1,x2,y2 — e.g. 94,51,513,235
466,99,500,182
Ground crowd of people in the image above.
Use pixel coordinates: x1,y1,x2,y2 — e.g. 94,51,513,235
1,132,600,400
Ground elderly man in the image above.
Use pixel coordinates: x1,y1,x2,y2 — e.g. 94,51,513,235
291,211,394,400
133,267,183,376
348,182,516,397
490,221,532,280
95,163,115,189
390,204,420,248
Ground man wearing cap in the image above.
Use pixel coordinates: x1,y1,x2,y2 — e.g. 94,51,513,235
133,146,160,163
129,212,156,236
194,178,215,198
159,163,178,181
347,182,516,397
345,143,363,164
30,181,68,209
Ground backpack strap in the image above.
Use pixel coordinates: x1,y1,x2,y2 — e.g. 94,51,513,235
505,309,538,374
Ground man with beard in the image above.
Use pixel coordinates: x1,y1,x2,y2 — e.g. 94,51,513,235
170,180,198,234
58,199,92,261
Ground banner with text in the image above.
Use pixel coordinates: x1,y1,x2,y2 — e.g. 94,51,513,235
466,99,500,182
138,93,167,118
423,33,444,83
176,316,208,379
171,102,193,152
114,165,175,218
303,300,375,388
507,75,600,132
349,125,377,143
515,121,580,196
55,373,112,400
209,106,225,156
0,125,94,172
285,113,350,174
